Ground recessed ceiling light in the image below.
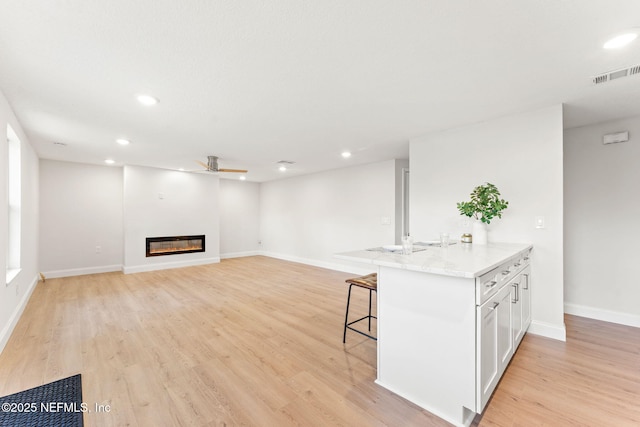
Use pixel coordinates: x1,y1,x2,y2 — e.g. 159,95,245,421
279,166,287,172
136,94,159,106
178,168,185,171
104,159,115,165
341,151,352,158
239,175,246,181
603,32,638,49
116,138,130,146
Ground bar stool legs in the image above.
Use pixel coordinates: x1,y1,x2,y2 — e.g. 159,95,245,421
342,274,377,343
368,288,372,331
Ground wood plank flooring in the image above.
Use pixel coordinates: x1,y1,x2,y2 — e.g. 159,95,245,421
0,256,638,426
473,314,640,426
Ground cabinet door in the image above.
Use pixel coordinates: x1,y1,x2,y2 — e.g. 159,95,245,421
478,297,498,411
497,284,514,374
511,275,524,348
477,283,513,411
521,266,532,330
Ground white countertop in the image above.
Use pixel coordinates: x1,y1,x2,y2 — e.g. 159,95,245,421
335,242,532,278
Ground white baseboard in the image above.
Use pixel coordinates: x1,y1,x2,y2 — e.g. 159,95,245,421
220,250,261,259
123,257,220,274
260,251,373,276
564,302,640,328
528,320,567,341
0,274,39,354
42,264,123,279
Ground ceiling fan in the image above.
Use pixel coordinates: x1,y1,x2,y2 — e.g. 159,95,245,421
195,156,247,173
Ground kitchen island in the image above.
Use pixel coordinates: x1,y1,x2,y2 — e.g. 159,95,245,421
336,242,533,427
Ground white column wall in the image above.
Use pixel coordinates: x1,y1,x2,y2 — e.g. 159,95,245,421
123,165,220,273
409,105,565,340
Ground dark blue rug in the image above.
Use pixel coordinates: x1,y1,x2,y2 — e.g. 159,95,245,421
0,374,83,427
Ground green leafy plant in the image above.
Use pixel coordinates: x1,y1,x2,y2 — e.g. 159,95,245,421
457,182,508,225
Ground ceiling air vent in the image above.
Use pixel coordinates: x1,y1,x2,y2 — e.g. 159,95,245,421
593,74,609,84
592,64,640,84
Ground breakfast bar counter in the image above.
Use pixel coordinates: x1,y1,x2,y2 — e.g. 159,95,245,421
336,242,533,427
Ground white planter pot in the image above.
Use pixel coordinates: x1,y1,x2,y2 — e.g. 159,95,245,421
473,220,488,245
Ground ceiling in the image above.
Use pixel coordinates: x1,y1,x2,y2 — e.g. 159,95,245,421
1,1,639,182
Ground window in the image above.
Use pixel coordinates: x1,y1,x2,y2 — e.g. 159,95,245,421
6,125,21,284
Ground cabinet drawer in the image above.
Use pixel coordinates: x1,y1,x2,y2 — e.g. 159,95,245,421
477,267,501,305
512,249,532,272
476,248,531,305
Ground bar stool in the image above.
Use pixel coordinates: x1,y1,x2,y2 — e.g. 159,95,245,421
343,273,377,343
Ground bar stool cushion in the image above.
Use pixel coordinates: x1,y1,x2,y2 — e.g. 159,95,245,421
345,273,377,290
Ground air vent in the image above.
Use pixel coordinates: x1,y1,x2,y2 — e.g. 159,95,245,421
593,74,608,84
603,131,629,145
52,141,67,147
592,64,640,84
276,160,295,165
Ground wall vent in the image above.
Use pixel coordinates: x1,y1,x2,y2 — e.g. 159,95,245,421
592,64,640,84
603,131,629,145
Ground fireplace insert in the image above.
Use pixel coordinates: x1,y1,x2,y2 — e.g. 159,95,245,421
145,235,205,257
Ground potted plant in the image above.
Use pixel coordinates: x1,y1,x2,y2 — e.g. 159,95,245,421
457,182,508,244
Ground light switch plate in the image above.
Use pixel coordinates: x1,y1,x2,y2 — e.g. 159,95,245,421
535,216,545,229
381,216,391,225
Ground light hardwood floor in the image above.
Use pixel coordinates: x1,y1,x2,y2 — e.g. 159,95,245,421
0,256,638,426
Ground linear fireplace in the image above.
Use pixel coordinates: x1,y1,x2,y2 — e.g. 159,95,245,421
145,235,205,257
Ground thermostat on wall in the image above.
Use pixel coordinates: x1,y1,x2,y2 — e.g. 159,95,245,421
603,131,629,145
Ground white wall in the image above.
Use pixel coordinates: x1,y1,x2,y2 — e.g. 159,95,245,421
0,89,40,353
219,178,260,258
410,105,565,340
394,159,410,243
564,116,640,327
260,160,400,273
123,165,220,273
39,160,123,277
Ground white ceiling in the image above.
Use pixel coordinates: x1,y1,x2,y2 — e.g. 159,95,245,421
1,1,639,182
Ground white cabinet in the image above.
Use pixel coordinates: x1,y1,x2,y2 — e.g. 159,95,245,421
338,242,533,427
476,249,532,412
477,282,513,411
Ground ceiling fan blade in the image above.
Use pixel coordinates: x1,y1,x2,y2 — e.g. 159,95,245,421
195,160,209,170
218,168,248,173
